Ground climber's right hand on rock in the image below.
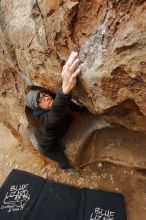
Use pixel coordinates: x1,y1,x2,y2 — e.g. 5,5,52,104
62,51,81,94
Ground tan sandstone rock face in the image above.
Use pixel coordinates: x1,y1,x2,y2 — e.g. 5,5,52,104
0,0,146,171
1,0,146,132
0,1,146,219
0,0,146,164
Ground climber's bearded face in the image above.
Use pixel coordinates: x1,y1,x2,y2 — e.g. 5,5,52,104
37,92,53,110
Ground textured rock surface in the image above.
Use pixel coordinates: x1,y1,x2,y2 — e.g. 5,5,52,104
0,1,146,219
1,0,146,165
0,0,146,130
65,111,146,169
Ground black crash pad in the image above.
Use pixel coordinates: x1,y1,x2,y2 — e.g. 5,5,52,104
0,169,127,220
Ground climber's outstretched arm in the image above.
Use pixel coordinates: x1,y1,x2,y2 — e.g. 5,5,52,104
62,51,81,94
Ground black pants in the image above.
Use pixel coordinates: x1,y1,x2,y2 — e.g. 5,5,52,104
38,144,71,169
37,114,73,169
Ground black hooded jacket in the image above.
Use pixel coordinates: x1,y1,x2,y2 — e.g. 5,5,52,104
35,88,83,150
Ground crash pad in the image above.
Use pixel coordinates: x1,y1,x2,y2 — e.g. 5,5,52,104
0,169,127,220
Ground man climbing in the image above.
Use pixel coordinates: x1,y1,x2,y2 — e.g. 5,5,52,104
26,51,81,169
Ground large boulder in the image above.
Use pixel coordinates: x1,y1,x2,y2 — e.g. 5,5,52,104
0,0,146,167
1,2,146,219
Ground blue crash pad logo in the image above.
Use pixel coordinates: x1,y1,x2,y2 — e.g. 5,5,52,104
90,207,115,220
1,184,30,213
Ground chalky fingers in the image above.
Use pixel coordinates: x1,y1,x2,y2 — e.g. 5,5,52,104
65,51,78,68
69,58,80,75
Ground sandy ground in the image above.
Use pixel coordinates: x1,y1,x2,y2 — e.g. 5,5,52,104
0,123,146,220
